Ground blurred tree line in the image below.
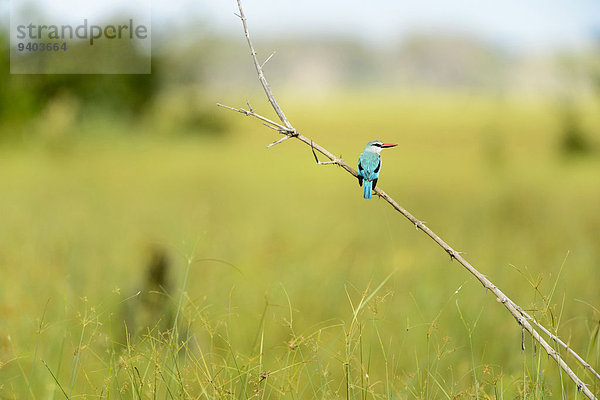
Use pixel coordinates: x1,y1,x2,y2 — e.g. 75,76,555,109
0,30,227,143
1,24,598,152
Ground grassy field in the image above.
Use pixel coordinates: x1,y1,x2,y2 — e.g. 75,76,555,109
0,90,599,398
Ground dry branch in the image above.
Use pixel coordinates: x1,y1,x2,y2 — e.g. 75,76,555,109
235,0,293,132
218,1,599,398
517,305,600,382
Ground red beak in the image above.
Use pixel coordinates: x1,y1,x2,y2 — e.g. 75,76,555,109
382,143,398,148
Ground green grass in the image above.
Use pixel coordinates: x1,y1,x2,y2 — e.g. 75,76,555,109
0,90,599,398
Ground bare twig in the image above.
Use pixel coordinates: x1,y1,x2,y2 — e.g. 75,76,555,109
235,0,294,132
311,141,341,165
219,1,598,398
267,135,292,148
216,103,291,133
516,304,600,382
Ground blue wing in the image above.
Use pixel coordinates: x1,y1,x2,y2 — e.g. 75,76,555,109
358,152,381,199
358,152,381,185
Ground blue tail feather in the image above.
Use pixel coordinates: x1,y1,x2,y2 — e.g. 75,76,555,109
363,180,372,199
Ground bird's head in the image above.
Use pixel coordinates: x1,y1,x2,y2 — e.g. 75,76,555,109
364,140,398,154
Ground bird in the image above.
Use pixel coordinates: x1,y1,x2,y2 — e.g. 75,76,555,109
357,140,397,199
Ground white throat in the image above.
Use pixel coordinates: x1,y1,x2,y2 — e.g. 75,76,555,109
367,146,383,154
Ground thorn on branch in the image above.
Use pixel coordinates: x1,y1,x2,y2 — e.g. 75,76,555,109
311,141,341,166
266,135,291,148
577,382,590,392
444,248,466,262
261,51,276,69
262,123,279,131
484,282,496,295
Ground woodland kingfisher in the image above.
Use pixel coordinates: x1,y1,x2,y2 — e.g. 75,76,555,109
357,140,397,199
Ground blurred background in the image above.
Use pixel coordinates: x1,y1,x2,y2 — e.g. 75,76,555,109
1,0,599,398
